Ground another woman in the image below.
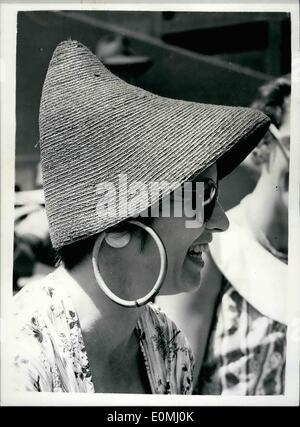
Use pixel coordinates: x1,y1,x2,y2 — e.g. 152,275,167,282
9,40,269,394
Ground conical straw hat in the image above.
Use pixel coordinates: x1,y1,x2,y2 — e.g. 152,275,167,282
39,40,270,249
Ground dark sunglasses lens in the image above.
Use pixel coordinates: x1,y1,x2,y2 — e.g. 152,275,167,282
190,181,218,220
204,181,217,222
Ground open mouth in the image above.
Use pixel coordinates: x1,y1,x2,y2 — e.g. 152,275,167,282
187,243,208,267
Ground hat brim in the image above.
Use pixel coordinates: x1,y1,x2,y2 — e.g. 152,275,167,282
216,118,270,179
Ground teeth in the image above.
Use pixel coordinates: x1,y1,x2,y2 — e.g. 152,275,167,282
188,243,208,256
192,245,201,254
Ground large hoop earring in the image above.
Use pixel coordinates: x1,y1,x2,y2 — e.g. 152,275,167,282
92,220,168,307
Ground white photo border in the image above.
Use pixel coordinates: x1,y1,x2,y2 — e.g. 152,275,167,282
1,0,299,407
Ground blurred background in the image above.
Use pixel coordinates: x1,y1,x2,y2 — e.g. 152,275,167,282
14,10,291,290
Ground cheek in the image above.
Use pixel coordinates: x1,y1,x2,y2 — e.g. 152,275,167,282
154,218,204,271
156,217,188,246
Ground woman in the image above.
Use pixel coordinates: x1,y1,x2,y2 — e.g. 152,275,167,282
158,76,290,395
9,40,269,394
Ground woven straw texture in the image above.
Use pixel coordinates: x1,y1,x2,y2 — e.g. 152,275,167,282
39,40,270,249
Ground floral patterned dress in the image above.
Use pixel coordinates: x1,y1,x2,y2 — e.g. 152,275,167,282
196,280,287,395
9,268,193,394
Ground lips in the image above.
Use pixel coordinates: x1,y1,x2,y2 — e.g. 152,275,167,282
187,243,209,268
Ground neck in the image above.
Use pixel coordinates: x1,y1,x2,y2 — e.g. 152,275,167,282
247,171,288,254
61,259,144,362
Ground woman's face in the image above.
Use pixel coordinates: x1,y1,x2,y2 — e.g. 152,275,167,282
101,164,229,300
136,164,229,295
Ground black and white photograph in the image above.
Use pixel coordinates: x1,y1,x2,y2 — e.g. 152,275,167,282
1,1,299,407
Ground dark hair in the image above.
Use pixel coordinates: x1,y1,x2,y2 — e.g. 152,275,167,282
56,216,155,270
56,233,97,270
249,74,291,167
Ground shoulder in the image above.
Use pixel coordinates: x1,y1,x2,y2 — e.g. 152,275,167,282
11,269,68,344
145,303,190,346
12,270,66,326
9,270,74,391
143,303,194,394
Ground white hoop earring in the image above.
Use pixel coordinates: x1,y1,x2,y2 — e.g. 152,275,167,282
92,220,168,307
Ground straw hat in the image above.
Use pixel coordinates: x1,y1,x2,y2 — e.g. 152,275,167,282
39,40,270,249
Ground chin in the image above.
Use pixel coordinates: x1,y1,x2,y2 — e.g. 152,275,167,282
178,254,204,292
180,271,202,293
158,272,201,296
158,253,204,295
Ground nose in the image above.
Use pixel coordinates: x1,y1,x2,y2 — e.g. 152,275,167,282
205,200,229,233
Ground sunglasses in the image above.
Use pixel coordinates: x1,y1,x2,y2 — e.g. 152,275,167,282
172,178,219,223
193,178,219,222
